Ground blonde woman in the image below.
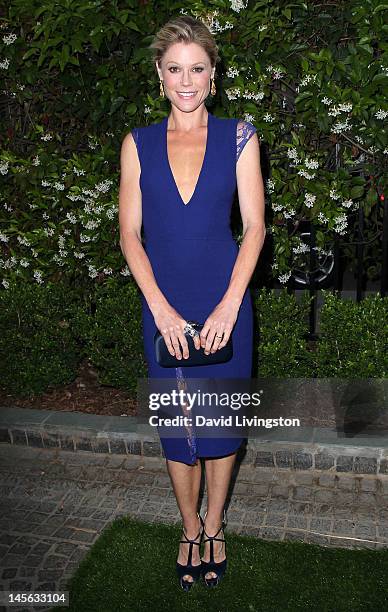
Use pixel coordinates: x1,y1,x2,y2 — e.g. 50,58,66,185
119,15,265,591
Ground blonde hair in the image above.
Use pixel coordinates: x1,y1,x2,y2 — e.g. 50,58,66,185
149,15,220,71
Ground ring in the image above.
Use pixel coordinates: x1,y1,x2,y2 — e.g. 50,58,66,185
216,334,223,338
183,322,199,337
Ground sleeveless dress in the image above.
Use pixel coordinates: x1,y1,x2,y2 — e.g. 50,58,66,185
132,112,257,465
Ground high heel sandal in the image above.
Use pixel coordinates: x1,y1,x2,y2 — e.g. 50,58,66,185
176,512,204,592
201,509,227,588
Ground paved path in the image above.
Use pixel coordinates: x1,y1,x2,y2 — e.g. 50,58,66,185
0,444,387,610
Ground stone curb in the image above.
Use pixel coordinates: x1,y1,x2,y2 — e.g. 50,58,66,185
1,406,387,475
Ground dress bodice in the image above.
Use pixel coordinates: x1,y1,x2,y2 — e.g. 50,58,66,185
131,112,256,245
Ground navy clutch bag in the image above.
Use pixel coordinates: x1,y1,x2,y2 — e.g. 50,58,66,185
154,321,233,368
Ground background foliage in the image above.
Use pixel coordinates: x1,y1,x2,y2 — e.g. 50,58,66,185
1,281,386,398
1,0,387,289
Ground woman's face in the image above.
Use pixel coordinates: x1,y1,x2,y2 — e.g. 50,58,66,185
156,42,214,112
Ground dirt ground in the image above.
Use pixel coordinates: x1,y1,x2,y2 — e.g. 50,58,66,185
0,358,137,417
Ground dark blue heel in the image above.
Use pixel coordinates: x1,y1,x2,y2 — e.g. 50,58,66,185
201,510,227,588
176,512,204,591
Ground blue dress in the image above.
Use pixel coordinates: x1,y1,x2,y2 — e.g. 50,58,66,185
132,112,257,464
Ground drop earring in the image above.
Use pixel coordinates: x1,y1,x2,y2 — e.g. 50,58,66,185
211,78,216,96
159,79,165,98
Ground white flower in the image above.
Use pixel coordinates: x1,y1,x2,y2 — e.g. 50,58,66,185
0,58,10,70
298,74,318,89
243,91,265,101
66,212,77,223
293,241,309,254
41,133,53,141
298,169,316,180
283,208,296,219
32,155,40,166
273,69,285,80
74,251,86,259
20,259,30,268
272,203,283,212
3,33,17,45
304,193,316,208
73,167,86,176
88,265,98,278
266,178,275,193
53,181,65,191
305,158,319,170
106,208,116,220
333,212,348,234
120,265,131,276
0,232,8,242
318,212,328,223
225,87,241,100
375,109,387,120
341,199,353,208
0,161,9,175
331,118,352,133
230,0,247,12
287,148,300,163
95,179,113,193
321,97,332,105
33,270,44,284
278,271,291,283
263,113,274,122
17,235,31,247
243,113,255,123
2,279,9,289
329,189,341,200
83,219,101,230
226,66,239,78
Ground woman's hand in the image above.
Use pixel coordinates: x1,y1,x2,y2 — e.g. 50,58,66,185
200,298,240,354
153,303,201,360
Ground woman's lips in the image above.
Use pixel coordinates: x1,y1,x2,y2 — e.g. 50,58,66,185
177,92,197,100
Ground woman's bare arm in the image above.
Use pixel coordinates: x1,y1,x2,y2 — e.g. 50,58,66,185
223,132,266,306
119,132,169,315
119,132,199,358
200,133,266,353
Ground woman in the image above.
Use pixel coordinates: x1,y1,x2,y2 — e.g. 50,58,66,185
119,16,265,591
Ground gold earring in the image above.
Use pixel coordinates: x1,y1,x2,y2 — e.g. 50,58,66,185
211,78,216,96
159,80,164,98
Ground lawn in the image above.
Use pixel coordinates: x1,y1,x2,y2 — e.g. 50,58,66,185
55,516,388,612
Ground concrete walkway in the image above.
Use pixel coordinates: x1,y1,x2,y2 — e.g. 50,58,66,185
0,443,387,611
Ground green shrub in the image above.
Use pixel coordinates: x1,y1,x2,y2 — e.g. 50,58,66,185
88,279,147,393
253,288,314,377
315,291,388,377
0,280,83,396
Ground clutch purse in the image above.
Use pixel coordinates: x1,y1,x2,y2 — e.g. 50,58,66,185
154,321,233,368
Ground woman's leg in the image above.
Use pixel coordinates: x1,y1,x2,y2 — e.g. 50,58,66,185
202,452,237,580
166,458,202,582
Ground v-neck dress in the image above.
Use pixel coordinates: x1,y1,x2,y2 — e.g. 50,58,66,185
132,112,257,465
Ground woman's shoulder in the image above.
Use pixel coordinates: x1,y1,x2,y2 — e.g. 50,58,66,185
129,119,162,147
236,117,257,135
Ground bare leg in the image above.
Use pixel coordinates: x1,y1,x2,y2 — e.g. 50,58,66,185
166,457,202,583
202,452,237,580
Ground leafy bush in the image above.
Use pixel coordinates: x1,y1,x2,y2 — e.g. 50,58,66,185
0,280,83,396
315,291,388,377
88,279,147,392
253,288,314,377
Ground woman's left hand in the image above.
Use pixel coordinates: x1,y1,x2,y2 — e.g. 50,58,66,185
200,298,240,354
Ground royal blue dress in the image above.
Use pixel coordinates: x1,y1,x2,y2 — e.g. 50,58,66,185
132,112,257,465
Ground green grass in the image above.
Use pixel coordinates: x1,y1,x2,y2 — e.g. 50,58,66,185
55,517,388,612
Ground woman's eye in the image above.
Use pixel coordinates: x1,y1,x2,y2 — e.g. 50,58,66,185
168,67,204,73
